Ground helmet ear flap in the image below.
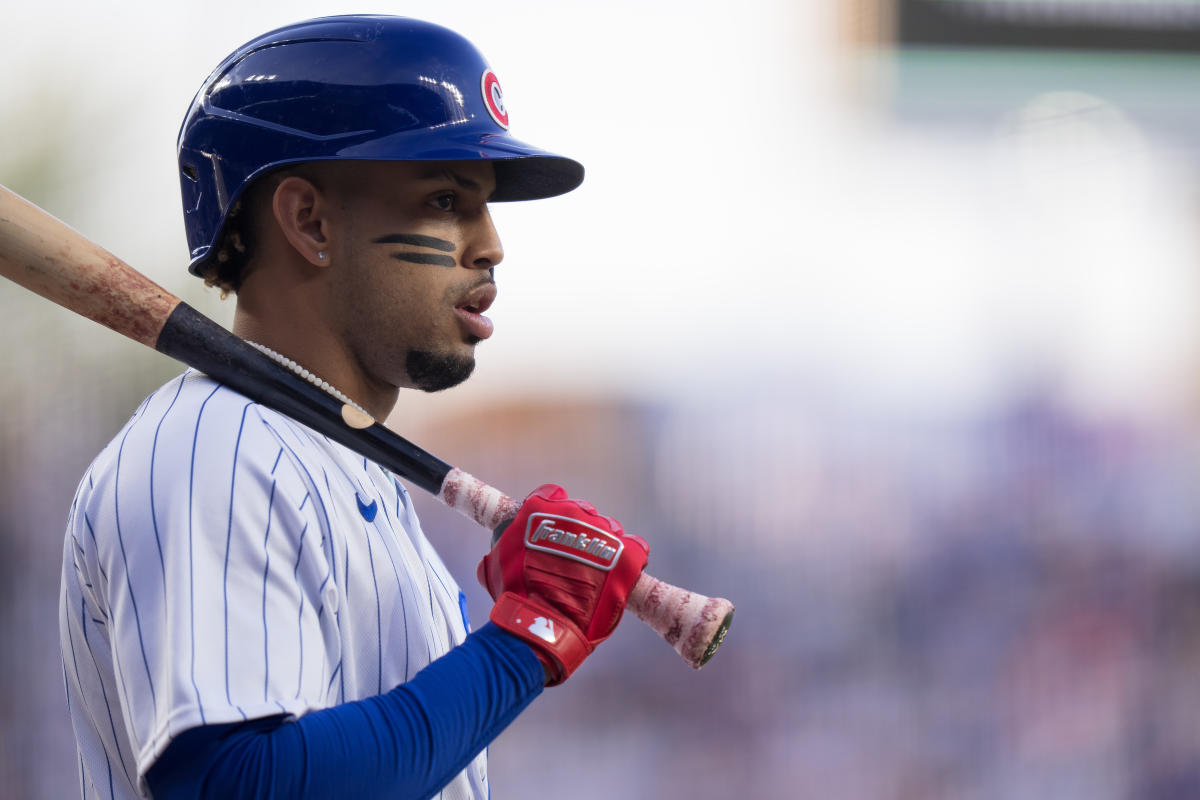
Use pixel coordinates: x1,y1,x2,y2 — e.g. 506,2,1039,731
185,167,277,294
177,15,584,279
179,162,202,227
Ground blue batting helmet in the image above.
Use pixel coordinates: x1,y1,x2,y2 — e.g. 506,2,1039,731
177,15,584,276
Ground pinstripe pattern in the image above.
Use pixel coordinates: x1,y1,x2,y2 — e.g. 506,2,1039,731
59,371,486,799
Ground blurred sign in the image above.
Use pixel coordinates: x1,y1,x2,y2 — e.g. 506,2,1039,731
897,0,1200,51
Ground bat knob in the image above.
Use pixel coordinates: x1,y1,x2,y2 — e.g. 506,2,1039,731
698,608,735,666
628,573,734,669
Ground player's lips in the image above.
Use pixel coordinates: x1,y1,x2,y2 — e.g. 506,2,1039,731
454,282,496,340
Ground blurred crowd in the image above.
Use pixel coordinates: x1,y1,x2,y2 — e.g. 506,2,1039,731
411,384,1200,799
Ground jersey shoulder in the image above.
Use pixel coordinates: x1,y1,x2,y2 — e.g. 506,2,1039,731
77,370,324,516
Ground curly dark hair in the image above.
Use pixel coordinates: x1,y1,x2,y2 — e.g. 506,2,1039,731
196,201,252,296
195,166,308,296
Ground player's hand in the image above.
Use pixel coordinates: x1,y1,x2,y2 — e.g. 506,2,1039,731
477,484,649,685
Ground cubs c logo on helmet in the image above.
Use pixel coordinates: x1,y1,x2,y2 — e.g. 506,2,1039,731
481,70,509,130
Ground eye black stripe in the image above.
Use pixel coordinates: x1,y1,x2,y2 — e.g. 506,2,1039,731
389,252,456,268
371,234,456,252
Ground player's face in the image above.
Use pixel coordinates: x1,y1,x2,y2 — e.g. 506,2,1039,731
325,160,503,393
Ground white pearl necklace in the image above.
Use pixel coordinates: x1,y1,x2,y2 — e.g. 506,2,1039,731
246,341,372,420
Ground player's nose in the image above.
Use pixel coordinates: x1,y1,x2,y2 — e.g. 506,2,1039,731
463,206,503,271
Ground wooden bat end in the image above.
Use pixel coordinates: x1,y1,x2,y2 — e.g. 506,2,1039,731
628,574,734,669
694,605,734,668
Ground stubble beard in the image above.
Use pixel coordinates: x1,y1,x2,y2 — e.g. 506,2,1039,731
406,347,477,392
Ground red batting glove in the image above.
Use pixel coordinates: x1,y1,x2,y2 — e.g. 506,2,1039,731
477,484,649,685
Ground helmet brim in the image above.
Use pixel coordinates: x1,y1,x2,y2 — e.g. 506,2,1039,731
336,128,585,202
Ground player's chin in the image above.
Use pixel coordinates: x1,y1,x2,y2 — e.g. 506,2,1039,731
405,348,477,393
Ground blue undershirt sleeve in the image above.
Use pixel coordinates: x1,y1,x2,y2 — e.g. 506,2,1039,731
145,623,545,800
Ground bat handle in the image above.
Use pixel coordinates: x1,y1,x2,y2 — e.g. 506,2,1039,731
438,468,733,668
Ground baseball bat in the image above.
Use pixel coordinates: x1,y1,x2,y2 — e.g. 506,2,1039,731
0,184,732,669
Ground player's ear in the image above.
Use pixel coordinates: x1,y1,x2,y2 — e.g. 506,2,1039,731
272,176,333,268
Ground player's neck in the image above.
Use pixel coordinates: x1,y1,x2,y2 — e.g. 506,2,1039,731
231,254,403,420
231,312,396,422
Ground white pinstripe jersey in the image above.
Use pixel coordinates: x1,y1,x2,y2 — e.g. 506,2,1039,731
59,370,486,799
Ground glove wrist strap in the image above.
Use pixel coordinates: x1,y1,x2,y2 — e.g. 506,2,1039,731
490,593,591,686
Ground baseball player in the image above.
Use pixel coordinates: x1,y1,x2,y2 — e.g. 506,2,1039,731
59,16,649,799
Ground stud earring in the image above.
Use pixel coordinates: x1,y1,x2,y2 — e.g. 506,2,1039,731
317,252,326,260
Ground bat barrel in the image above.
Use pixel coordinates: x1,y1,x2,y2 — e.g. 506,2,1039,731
0,184,179,347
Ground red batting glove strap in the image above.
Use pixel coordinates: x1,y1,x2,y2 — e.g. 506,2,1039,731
490,592,591,686
478,484,651,684
477,484,650,646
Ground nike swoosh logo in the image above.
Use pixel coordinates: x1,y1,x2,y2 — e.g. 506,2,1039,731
356,493,378,522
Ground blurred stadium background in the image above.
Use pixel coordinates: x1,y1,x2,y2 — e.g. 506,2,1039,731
4,1,1200,797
